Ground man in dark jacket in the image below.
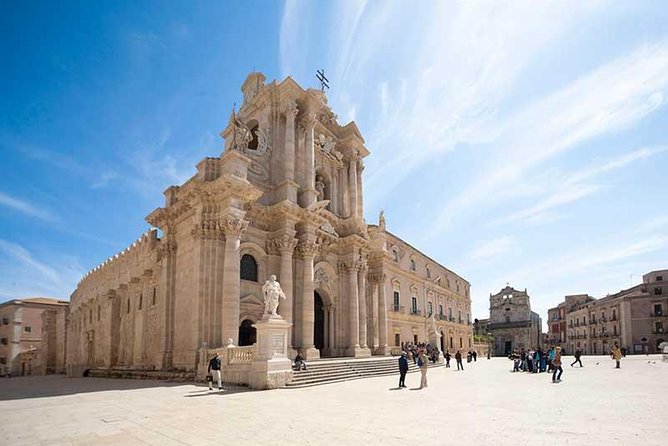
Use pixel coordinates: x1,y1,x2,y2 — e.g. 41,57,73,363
398,352,409,388
444,351,451,367
207,352,222,390
455,350,464,370
571,348,583,367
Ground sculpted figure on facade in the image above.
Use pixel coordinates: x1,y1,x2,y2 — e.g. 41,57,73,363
315,175,326,200
261,275,286,316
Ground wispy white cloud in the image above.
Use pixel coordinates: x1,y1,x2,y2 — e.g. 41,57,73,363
494,146,668,225
467,236,516,261
0,191,56,221
427,39,668,237
0,240,82,300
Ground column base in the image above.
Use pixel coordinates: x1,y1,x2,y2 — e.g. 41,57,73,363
299,347,320,360
275,179,299,203
373,345,391,356
345,346,372,358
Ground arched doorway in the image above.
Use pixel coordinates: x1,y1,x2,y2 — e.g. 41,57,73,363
314,291,325,351
238,319,256,346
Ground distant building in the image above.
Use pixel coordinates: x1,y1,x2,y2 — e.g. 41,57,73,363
0,297,69,376
480,286,542,356
547,269,667,355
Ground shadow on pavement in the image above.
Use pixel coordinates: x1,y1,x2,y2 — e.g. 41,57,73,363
0,375,187,401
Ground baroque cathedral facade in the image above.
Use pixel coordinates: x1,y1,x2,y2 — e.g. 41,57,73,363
66,73,472,374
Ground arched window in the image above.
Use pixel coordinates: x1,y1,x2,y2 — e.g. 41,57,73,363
240,254,258,282
392,250,399,262
426,267,431,278
248,125,259,150
439,305,443,316
410,259,416,271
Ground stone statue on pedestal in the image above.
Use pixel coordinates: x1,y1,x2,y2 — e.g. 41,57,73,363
261,275,286,316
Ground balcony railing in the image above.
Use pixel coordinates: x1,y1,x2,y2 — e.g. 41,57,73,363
654,328,665,334
392,305,405,313
589,320,596,325
651,311,664,317
600,333,609,338
610,316,617,321
438,314,447,321
227,346,253,365
410,308,421,316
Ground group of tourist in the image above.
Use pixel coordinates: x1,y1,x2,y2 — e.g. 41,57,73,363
396,341,479,389
508,342,625,384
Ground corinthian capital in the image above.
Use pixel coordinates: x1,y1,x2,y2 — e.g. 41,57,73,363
221,218,248,237
302,112,317,130
268,234,298,254
285,100,299,119
296,240,319,258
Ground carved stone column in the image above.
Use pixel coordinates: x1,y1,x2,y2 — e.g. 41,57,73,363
348,155,358,217
357,265,368,349
341,166,350,217
356,158,364,216
369,275,379,350
345,261,360,353
271,234,298,351
221,218,248,345
158,236,177,368
277,101,300,202
284,100,298,182
300,113,318,207
327,304,335,353
377,274,389,355
297,240,320,359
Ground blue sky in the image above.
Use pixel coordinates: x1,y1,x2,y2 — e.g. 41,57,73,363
1,1,667,328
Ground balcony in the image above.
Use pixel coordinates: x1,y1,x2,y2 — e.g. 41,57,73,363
601,317,607,322
392,305,405,313
589,320,596,325
410,308,421,316
651,311,664,318
610,316,617,322
438,314,447,321
590,333,597,338
449,316,455,322
654,328,664,334
600,333,609,338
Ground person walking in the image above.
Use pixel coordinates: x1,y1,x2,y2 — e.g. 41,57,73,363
611,343,622,369
472,350,477,362
418,350,428,389
570,348,583,367
398,352,409,388
551,346,563,383
444,351,451,368
455,350,464,371
207,352,223,391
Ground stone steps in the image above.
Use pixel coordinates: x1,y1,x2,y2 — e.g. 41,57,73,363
285,357,442,388
86,368,195,382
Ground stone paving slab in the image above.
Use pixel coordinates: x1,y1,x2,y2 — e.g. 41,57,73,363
0,355,666,445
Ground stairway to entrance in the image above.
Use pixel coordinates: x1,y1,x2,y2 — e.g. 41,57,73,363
285,355,443,388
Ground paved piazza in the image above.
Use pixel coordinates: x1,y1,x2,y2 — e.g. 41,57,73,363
1,355,666,445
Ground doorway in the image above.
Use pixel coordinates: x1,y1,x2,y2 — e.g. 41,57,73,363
504,341,512,356
238,319,257,346
314,291,325,351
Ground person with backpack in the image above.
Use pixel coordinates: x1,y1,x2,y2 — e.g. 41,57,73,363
207,352,223,391
418,350,428,389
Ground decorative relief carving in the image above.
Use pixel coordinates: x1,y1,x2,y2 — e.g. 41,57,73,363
302,112,317,129
221,218,249,237
191,220,225,240
320,221,338,237
337,260,364,273
314,268,330,290
316,133,343,164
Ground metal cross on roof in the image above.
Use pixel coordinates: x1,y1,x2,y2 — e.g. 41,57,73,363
316,69,330,92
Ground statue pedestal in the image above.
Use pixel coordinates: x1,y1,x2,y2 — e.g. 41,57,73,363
428,332,444,364
250,314,293,390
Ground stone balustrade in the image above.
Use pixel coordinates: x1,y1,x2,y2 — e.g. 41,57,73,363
227,346,254,365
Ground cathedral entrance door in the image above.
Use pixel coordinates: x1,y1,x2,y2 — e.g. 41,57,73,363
314,292,325,352
238,319,257,346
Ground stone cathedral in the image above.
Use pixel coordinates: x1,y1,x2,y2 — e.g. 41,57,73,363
66,73,473,375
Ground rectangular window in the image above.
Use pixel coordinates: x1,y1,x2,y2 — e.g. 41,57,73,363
1,338,7,345
394,333,400,347
139,294,143,310
428,302,433,316
656,322,664,333
450,337,453,348
657,275,663,281
24,326,31,333
89,309,92,324
655,304,663,316
97,305,101,321
1,318,8,325
127,300,131,314
655,288,662,295
393,291,400,311
613,325,617,335
439,305,443,316
411,297,418,313
459,337,463,348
